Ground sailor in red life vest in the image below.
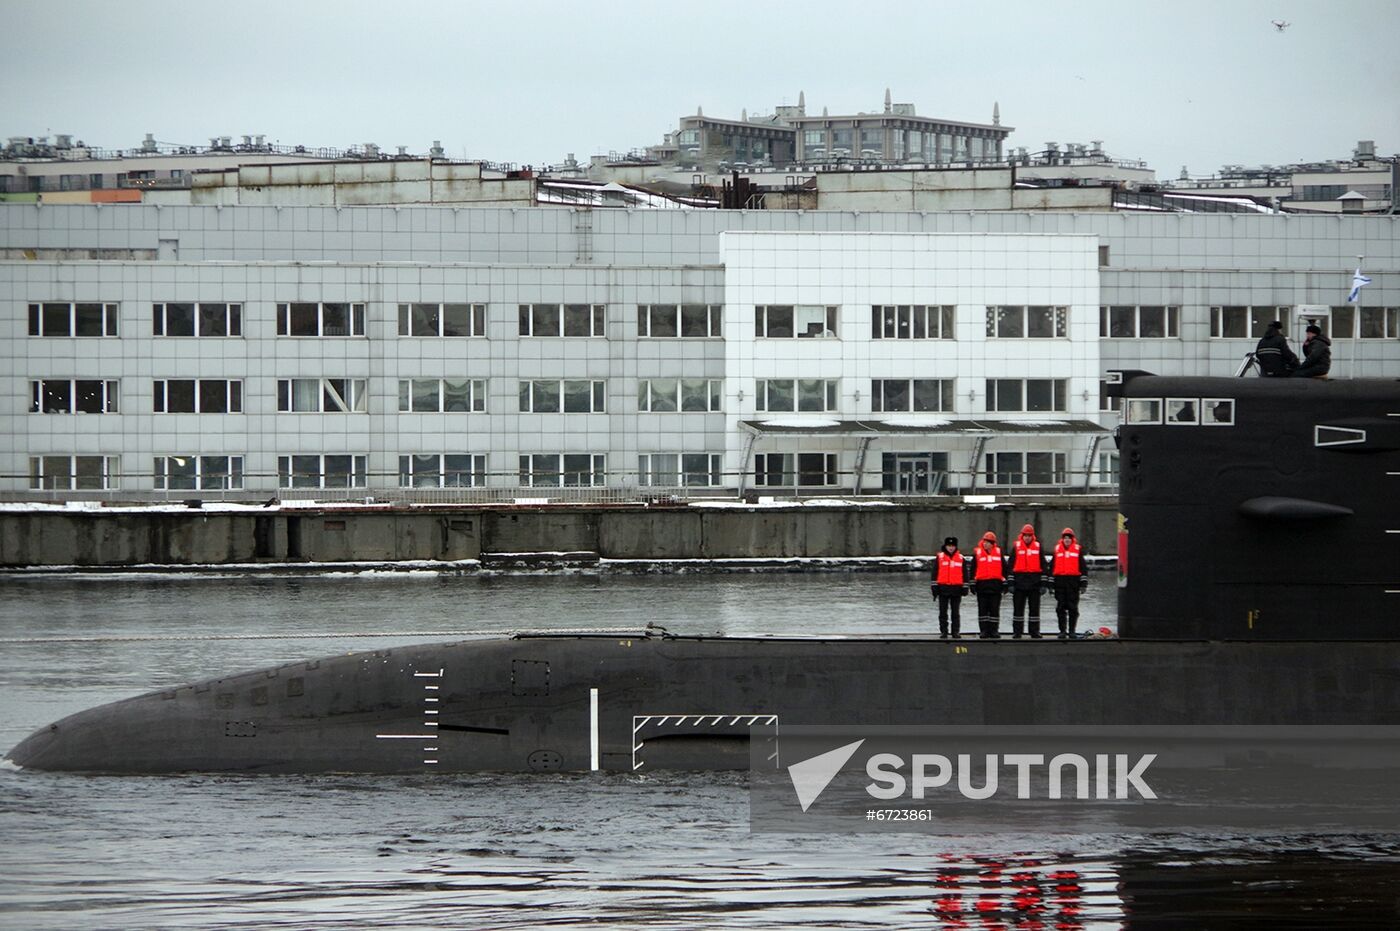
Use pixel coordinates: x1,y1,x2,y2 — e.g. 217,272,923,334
1051,527,1088,639
1008,523,1045,639
973,531,1005,639
930,536,971,638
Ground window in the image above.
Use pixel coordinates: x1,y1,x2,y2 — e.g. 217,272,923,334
1124,399,1162,424
29,455,119,490
518,380,606,413
637,304,723,338
398,454,487,488
153,455,244,490
397,379,487,413
871,379,954,413
1096,451,1120,485
276,378,368,412
755,378,839,413
1165,398,1199,424
153,380,242,413
30,379,119,414
1330,306,1400,340
985,379,1067,413
1202,398,1235,425
153,303,242,337
1099,380,1118,413
1098,306,1179,339
27,302,119,337
517,304,606,337
984,452,1067,486
637,379,722,413
518,453,607,487
275,302,366,337
756,304,837,338
277,454,368,489
871,305,956,339
397,303,486,337
753,452,839,487
986,306,1067,338
638,453,724,487
1210,306,1289,339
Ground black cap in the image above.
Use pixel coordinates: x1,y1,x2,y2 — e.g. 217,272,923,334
1268,320,1283,330
943,536,958,547
1305,324,1322,334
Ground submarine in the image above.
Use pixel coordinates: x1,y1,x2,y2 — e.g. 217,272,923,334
6,375,1399,775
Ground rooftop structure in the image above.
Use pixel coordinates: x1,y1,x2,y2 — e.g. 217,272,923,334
1164,140,1397,214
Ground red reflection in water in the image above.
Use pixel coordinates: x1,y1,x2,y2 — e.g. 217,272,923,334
928,856,1088,930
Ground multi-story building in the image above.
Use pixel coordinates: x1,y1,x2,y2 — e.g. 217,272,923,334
2,204,1395,500
669,90,1011,172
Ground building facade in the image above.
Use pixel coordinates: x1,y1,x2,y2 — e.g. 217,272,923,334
1,204,1395,499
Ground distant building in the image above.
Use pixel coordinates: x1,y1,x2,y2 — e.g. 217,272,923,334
0,134,707,210
1164,140,1396,213
790,89,1010,167
669,90,1011,172
0,133,356,203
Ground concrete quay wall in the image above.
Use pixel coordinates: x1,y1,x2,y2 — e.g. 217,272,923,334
0,503,1118,568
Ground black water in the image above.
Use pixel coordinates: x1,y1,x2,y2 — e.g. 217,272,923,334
2,573,1398,929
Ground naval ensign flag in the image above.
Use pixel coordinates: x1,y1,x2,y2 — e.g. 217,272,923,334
1348,267,1372,303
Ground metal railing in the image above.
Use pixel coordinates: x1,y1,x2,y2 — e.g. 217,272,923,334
2,466,1120,507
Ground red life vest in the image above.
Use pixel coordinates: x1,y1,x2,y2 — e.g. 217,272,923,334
1012,539,1041,574
1053,541,1083,576
936,551,964,585
974,546,1004,581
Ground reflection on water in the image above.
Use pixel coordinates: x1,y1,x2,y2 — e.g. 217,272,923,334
1,574,1396,929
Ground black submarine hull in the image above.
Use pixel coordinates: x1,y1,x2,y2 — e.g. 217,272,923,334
10,634,1400,774
8,375,1400,775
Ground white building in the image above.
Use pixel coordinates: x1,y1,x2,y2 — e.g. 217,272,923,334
1,204,1395,499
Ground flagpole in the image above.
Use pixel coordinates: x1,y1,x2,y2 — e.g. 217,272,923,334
1347,253,1363,378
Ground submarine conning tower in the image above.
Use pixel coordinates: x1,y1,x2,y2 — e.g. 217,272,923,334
1113,374,1400,640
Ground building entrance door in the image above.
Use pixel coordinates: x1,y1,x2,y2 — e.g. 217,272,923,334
890,453,948,494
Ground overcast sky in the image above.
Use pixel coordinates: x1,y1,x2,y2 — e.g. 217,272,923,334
4,0,1397,177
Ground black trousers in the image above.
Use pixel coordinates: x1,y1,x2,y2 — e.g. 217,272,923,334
975,582,1002,636
1053,577,1081,633
933,584,963,634
1011,576,1041,619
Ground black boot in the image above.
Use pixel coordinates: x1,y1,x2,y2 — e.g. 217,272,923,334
951,622,961,639
939,624,949,639
1029,621,1042,639
979,620,993,639
1012,620,1024,639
